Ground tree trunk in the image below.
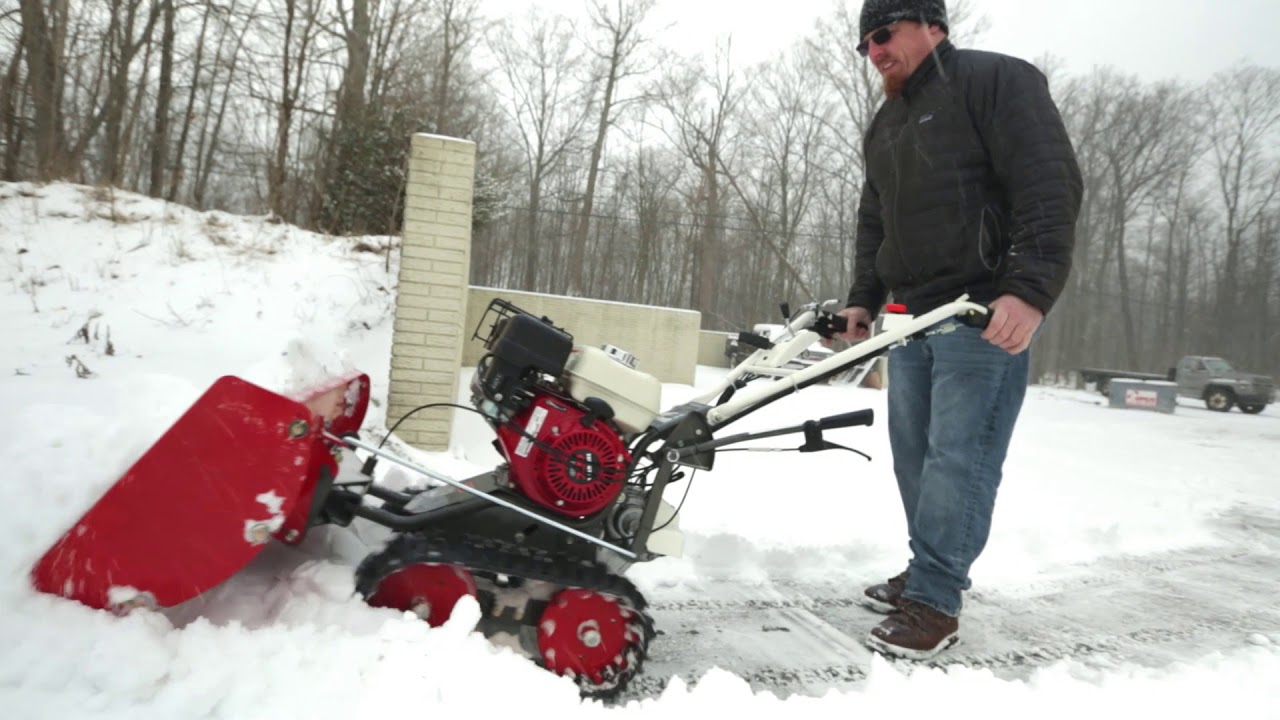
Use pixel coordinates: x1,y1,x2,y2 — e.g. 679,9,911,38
696,149,719,318
523,174,543,291
102,0,160,186
149,0,175,197
1113,217,1140,370
566,0,654,295
19,0,70,180
0,33,26,181
569,57,616,296
168,0,213,202
194,11,250,209
267,1,297,219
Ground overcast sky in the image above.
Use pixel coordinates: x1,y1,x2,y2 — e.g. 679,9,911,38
491,0,1280,85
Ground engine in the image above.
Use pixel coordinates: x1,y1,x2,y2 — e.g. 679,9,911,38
495,394,631,517
470,300,662,519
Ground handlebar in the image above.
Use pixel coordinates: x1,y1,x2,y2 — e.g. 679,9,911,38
816,409,874,430
809,303,992,339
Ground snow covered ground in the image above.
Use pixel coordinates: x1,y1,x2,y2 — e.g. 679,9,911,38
1,182,1278,719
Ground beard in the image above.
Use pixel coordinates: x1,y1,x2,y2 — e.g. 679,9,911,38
878,59,909,99
883,73,905,99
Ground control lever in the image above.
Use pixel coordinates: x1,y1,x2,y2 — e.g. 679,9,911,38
667,408,875,461
799,409,875,458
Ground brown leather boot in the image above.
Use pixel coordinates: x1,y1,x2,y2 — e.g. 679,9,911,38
859,570,908,614
865,598,960,660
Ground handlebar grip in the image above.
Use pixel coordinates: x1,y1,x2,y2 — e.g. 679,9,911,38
737,331,773,350
813,313,849,339
817,409,875,430
958,308,991,329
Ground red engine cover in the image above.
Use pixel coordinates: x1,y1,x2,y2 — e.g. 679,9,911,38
495,394,631,517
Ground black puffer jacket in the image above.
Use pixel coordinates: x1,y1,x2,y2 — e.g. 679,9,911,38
847,40,1083,318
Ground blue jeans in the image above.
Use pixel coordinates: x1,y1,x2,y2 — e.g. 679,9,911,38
886,321,1031,617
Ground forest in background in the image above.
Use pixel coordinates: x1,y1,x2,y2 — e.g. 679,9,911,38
2,0,1278,382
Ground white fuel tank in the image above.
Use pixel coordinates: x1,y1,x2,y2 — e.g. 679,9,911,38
563,345,662,434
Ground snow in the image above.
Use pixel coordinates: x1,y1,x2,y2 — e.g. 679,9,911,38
2,182,1279,718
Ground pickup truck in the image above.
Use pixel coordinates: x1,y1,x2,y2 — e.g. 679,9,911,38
1077,355,1274,414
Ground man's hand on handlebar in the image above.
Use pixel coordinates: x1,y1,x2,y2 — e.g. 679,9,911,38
981,294,1041,355
824,306,872,347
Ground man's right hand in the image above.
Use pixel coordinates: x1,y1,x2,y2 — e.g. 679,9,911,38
828,306,872,346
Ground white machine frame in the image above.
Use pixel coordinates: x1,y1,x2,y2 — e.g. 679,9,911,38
693,295,989,428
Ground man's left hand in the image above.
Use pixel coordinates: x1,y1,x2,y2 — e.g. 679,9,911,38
981,294,1042,355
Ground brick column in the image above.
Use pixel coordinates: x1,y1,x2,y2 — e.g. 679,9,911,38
388,133,476,450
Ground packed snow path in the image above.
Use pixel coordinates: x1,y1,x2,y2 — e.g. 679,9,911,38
618,505,1280,700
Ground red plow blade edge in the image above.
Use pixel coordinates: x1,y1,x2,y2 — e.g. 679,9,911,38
31,372,370,613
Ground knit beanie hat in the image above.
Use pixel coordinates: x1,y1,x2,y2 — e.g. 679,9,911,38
859,0,949,38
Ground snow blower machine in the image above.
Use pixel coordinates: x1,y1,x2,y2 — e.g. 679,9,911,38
31,294,990,698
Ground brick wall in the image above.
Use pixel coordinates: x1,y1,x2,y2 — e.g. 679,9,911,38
388,134,476,450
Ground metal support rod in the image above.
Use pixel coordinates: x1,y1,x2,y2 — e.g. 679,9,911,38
364,484,415,506
324,432,638,560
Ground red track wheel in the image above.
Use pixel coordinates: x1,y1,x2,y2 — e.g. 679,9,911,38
537,588,643,686
366,563,477,627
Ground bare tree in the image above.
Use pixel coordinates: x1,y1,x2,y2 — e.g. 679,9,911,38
429,0,483,135
1096,76,1196,368
1202,66,1280,353
1135,84,1209,367
310,0,370,231
168,0,218,201
489,10,593,291
654,40,740,322
258,0,322,220
1,5,26,180
18,0,70,180
148,0,175,197
334,0,370,125
567,0,655,295
616,143,680,302
90,0,161,185
192,0,256,208
720,49,831,312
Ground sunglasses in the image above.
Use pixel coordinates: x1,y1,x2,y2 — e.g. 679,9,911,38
857,24,898,57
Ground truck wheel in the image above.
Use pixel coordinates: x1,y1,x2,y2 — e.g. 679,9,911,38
1204,387,1235,412
1240,404,1265,414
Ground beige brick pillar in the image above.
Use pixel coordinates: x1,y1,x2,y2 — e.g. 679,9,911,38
389,133,476,450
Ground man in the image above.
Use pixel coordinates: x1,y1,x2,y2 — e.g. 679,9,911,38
835,0,1083,660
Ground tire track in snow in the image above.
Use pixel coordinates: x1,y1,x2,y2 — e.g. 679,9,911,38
616,512,1280,702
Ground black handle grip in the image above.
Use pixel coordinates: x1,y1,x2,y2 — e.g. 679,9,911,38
813,313,849,339
958,307,992,329
817,409,875,430
737,331,773,350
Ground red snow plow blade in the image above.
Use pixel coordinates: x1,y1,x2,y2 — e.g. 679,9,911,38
31,372,369,613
